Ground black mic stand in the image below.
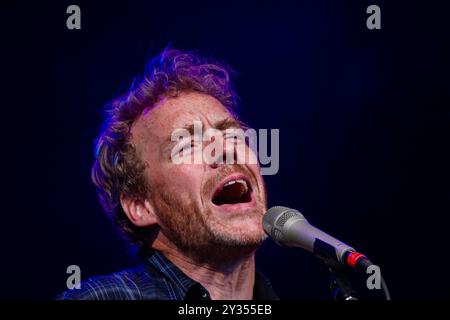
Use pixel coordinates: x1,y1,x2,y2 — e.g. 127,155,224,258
327,264,359,301
314,240,359,300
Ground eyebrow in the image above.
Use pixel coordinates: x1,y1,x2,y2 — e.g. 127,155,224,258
176,118,248,137
214,118,249,131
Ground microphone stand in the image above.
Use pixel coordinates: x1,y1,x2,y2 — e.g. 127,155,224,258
314,240,359,300
327,264,359,301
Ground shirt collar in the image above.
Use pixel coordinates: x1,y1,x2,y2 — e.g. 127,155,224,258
144,250,278,300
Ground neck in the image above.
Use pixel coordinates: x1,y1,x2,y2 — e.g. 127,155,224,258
152,233,256,300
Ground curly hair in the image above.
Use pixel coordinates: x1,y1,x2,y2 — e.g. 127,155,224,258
91,48,238,253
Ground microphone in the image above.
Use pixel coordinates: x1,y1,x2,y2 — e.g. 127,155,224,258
263,206,373,271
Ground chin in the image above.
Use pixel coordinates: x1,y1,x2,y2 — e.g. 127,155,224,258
213,217,267,246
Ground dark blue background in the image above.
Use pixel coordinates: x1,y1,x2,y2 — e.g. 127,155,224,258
2,0,449,299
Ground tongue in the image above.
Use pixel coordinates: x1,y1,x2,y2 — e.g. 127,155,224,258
213,183,247,205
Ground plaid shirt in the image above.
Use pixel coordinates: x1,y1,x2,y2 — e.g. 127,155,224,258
57,250,278,300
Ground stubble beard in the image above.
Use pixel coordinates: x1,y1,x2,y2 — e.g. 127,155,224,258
149,166,267,265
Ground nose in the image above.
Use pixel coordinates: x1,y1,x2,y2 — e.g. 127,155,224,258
209,136,238,169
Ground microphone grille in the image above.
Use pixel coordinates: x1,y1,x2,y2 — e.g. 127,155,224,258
275,209,299,228
263,206,305,243
263,206,289,228
272,228,283,242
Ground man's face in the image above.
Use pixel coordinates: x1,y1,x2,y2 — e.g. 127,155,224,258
131,92,267,260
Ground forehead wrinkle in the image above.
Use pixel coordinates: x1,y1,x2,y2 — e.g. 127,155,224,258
130,92,237,154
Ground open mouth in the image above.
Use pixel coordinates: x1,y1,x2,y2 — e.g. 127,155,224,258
212,176,253,206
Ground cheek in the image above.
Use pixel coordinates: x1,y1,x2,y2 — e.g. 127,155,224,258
247,163,262,179
247,163,265,194
164,164,205,196
235,143,259,165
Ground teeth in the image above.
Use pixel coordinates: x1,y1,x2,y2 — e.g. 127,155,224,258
224,180,236,187
223,179,248,192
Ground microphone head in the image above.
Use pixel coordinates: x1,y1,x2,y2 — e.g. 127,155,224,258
263,206,356,263
263,206,306,244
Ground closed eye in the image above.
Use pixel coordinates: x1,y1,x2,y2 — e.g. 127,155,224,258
180,140,201,154
224,131,246,144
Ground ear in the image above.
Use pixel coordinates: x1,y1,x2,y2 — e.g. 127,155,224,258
120,195,158,227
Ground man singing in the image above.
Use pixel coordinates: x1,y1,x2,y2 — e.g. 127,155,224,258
58,48,278,300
